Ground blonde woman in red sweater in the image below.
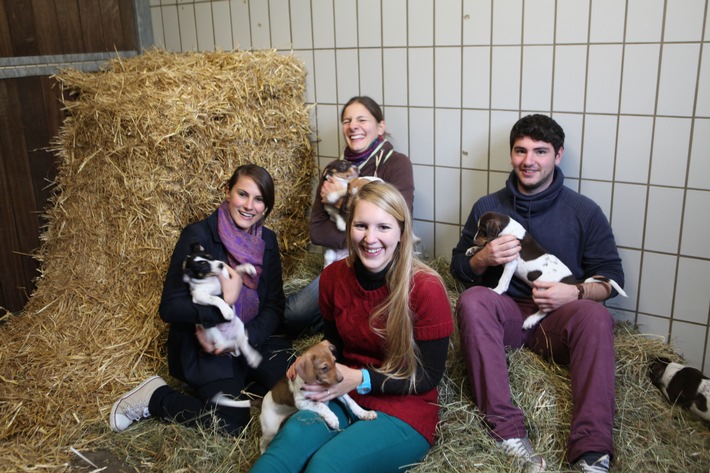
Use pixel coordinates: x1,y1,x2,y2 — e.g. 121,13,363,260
250,181,453,473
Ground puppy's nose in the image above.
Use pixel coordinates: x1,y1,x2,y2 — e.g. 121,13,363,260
217,262,224,269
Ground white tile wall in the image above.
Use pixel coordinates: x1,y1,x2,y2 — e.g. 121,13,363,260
150,0,710,369
521,46,553,111
555,0,589,44
589,0,625,43
522,0,554,44
614,116,653,183
462,0,491,45
626,0,664,43
435,0,463,46
435,47,462,108
674,258,710,325
358,0,382,48
581,114,617,182
689,119,710,190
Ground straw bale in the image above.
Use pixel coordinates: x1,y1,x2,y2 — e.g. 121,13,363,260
0,49,315,469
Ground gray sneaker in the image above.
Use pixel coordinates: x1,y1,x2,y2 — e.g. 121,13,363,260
497,437,546,472
573,453,610,473
110,375,166,432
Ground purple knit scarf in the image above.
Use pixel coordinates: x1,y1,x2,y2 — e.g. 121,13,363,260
217,201,264,324
343,135,384,166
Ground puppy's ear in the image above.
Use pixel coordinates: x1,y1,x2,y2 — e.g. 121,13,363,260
294,356,307,379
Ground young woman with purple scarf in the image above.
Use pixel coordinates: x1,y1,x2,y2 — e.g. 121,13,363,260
109,164,291,436
283,96,415,338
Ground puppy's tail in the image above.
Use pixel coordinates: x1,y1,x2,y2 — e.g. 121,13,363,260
211,392,260,409
584,276,628,298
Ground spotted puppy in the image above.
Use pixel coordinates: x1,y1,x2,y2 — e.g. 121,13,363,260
650,357,710,422
212,340,377,453
321,160,382,266
182,242,262,368
466,211,627,329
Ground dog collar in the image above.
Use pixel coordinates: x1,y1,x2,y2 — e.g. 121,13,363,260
357,368,371,395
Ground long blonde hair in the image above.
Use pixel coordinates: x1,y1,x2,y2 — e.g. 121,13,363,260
345,181,443,391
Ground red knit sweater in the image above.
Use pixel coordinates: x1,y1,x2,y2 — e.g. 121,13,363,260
319,260,454,444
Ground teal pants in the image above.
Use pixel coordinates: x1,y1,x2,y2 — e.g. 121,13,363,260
249,400,430,473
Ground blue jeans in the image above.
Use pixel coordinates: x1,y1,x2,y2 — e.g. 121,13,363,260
250,400,430,473
283,274,323,339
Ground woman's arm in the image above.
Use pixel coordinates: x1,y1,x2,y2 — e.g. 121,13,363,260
309,178,347,249
369,337,449,394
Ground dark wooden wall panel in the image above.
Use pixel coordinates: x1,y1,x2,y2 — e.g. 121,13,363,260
1,1,137,312
32,0,62,55
1,0,137,58
0,2,13,56
0,79,40,310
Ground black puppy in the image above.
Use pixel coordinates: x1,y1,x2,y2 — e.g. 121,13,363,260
182,242,262,367
649,357,710,422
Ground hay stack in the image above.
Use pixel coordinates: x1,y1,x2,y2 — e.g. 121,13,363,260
0,49,315,469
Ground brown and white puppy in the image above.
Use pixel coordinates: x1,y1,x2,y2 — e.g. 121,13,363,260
466,211,627,329
212,340,377,453
650,357,710,422
321,160,360,233
321,160,382,267
182,243,262,368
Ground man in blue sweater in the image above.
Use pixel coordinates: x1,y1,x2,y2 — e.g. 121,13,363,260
450,114,624,473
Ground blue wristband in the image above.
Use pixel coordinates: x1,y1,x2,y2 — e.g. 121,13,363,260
357,368,371,395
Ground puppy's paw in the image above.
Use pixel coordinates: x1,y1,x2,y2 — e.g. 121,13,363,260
321,411,340,430
465,246,481,257
522,312,545,330
359,410,378,421
491,285,507,295
335,217,346,232
235,263,256,276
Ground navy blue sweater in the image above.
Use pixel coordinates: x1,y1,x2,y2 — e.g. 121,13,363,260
450,168,624,299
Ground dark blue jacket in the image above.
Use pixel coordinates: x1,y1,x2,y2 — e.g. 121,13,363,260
159,210,285,386
450,168,624,299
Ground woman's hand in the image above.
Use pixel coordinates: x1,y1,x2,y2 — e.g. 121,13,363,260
217,264,242,306
301,363,362,403
320,178,347,205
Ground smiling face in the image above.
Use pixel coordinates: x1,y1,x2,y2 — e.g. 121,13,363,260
349,199,402,273
225,175,266,230
510,136,563,195
341,102,386,154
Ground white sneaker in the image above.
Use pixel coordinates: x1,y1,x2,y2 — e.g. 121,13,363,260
110,376,166,432
573,453,610,472
497,437,546,472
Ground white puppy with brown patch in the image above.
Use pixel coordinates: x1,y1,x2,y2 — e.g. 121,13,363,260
466,211,627,329
212,340,377,453
182,242,262,368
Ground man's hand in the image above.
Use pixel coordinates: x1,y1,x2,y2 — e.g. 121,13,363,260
469,234,521,275
531,281,577,313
